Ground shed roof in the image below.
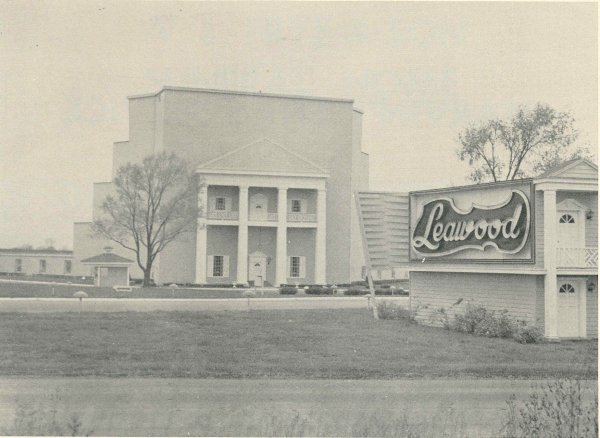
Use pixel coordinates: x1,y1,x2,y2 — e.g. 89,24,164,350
81,253,134,265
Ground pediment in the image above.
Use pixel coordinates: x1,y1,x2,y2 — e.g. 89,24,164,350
197,138,328,175
557,199,587,211
538,159,598,181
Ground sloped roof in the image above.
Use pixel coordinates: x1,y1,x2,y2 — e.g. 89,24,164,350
536,158,598,179
197,138,328,176
81,253,134,265
0,248,72,255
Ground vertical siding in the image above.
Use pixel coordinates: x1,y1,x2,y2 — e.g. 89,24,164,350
410,272,538,325
587,276,598,338
159,230,197,284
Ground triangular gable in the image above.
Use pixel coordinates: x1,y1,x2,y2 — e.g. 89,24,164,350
537,159,598,180
197,138,328,175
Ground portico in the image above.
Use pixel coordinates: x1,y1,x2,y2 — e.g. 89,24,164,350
194,139,329,286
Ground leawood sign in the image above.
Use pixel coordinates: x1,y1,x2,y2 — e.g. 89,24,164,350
410,183,534,262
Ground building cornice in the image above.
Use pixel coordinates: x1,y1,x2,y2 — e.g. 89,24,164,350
128,86,355,105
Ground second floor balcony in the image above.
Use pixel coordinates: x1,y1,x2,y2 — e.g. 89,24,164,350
287,213,317,223
557,247,598,269
207,210,239,220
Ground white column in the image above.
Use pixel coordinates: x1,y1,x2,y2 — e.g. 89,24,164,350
315,188,327,284
276,187,288,286
543,189,559,340
237,185,249,284
195,184,208,284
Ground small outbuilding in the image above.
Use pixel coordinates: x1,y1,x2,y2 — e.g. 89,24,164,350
81,247,133,287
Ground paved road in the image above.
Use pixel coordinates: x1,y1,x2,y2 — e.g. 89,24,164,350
0,296,408,312
1,377,595,436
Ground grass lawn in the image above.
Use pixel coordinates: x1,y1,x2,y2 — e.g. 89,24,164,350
0,282,277,299
0,309,595,379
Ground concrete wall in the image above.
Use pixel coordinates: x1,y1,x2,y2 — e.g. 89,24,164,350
248,227,277,285
0,253,72,275
410,271,538,326
286,228,316,284
206,225,238,284
158,230,197,284
156,89,360,283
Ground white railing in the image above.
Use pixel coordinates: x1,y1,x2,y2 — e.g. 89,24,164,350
249,212,278,222
557,247,598,268
207,210,239,220
287,213,317,223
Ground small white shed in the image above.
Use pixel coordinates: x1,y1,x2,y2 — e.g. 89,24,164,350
81,247,133,287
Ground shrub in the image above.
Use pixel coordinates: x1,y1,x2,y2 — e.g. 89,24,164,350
500,379,598,437
279,286,298,295
376,301,415,321
344,286,368,296
513,322,544,344
454,304,489,334
305,286,334,295
473,310,514,338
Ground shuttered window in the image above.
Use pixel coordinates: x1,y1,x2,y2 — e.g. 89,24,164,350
208,255,229,277
288,256,306,278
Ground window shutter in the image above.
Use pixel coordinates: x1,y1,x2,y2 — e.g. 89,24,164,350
287,256,291,278
207,255,214,277
209,197,216,211
223,256,230,277
300,256,306,278
225,197,232,212
300,199,307,213
287,199,293,213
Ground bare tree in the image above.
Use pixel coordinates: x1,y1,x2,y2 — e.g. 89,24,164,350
92,152,200,287
457,103,589,183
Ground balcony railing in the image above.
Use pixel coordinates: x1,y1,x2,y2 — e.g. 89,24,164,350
287,213,317,223
557,247,598,268
207,210,239,220
249,212,278,222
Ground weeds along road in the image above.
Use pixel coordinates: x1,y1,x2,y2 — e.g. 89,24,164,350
2,377,596,436
0,296,408,312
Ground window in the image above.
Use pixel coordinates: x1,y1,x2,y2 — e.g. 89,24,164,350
291,199,302,213
213,256,224,277
207,255,229,277
64,260,72,274
559,283,575,294
39,259,47,273
559,214,575,224
289,256,300,278
14,259,22,273
215,197,226,211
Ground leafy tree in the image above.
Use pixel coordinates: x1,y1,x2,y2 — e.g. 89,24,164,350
457,103,590,183
92,152,199,287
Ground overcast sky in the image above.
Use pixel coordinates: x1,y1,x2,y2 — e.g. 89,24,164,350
0,1,597,249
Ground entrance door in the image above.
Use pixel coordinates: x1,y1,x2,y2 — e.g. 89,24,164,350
557,280,580,337
248,253,267,287
558,211,583,247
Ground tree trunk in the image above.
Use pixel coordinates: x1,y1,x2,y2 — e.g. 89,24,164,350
142,264,153,288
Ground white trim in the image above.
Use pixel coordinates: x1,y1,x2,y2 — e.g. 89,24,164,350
81,262,132,266
0,253,73,258
409,266,545,275
128,86,355,104
557,198,588,211
535,180,598,192
197,169,329,178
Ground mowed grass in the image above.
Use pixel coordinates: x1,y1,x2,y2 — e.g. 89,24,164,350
0,309,596,379
0,282,273,299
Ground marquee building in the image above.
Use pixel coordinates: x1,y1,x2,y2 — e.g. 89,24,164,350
357,159,597,340
73,87,369,286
